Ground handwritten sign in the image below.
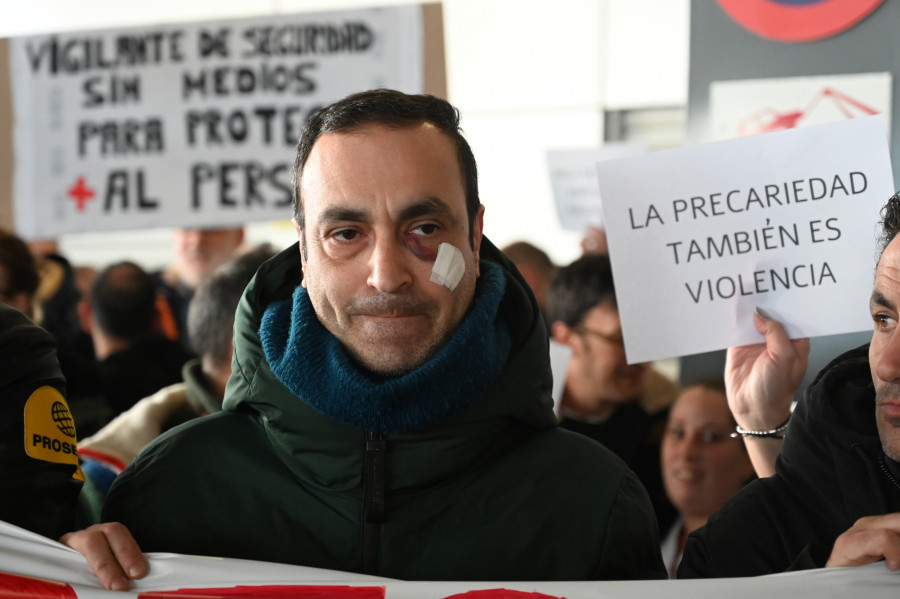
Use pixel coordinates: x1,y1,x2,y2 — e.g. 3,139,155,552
597,115,893,363
9,6,425,238
546,145,645,230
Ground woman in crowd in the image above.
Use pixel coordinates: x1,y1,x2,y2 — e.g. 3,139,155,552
660,379,756,577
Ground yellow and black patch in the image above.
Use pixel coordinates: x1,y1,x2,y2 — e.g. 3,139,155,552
23,386,84,481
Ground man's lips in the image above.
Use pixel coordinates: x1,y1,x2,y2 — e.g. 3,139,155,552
879,400,900,418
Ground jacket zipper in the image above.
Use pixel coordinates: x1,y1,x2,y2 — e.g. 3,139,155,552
362,430,386,575
878,453,900,492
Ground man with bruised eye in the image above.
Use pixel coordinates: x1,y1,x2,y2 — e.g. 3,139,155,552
99,89,666,582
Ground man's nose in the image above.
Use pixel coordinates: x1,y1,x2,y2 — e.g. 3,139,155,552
367,237,413,293
875,329,900,383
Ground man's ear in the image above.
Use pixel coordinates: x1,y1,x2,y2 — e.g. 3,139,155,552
551,321,573,346
472,205,485,277
553,321,586,358
295,222,308,289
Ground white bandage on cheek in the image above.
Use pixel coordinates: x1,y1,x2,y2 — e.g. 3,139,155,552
430,242,466,291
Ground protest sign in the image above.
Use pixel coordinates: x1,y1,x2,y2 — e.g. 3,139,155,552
597,115,893,364
3,5,440,238
546,145,645,230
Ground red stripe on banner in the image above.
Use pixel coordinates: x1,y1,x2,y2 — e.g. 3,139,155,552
0,572,78,599
442,591,565,599
138,586,386,599
716,0,884,41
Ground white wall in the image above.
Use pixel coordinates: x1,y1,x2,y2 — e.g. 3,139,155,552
2,0,689,270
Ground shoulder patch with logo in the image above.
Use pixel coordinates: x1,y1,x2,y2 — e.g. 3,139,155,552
23,386,84,481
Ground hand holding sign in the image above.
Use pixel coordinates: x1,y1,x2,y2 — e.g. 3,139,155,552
725,309,809,477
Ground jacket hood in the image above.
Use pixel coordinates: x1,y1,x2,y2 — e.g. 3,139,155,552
778,343,882,516
222,236,558,490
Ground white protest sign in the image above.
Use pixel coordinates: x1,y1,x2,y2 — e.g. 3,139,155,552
9,6,424,239
597,115,893,364
547,144,645,230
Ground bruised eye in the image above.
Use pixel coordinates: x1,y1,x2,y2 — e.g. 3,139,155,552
410,223,440,236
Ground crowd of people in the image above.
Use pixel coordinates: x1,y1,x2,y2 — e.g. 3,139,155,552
2,89,900,589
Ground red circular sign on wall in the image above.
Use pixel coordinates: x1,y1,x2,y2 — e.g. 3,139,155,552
716,0,884,42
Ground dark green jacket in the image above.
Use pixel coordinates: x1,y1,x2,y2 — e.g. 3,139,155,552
104,239,665,581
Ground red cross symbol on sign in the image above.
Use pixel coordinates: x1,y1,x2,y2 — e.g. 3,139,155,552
67,177,95,212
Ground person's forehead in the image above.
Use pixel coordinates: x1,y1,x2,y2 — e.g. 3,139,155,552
873,236,900,302
301,123,465,219
306,122,458,176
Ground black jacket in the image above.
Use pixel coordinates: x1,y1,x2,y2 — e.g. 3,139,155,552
105,240,666,581
0,304,83,538
679,344,900,577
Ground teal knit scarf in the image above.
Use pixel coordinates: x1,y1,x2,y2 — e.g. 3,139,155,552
260,261,511,434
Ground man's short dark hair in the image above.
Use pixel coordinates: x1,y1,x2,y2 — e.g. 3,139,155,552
291,88,480,249
188,244,277,367
91,262,156,341
546,254,617,328
0,229,39,299
878,191,900,258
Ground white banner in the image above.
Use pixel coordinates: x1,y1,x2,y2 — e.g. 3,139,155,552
597,115,893,364
10,6,424,238
1,521,899,598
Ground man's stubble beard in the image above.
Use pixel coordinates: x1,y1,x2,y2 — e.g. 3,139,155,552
875,384,900,461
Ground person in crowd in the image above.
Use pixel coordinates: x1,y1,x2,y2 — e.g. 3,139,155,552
547,253,680,533
500,240,556,321
94,89,665,582
25,238,105,437
80,261,192,419
0,303,83,540
78,244,276,496
660,378,755,577
0,228,40,318
678,192,900,577
27,239,82,342
153,226,244,351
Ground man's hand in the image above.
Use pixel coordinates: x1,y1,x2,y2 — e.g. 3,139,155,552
59,523,148,590
827,514,900,569
725,308,809,477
